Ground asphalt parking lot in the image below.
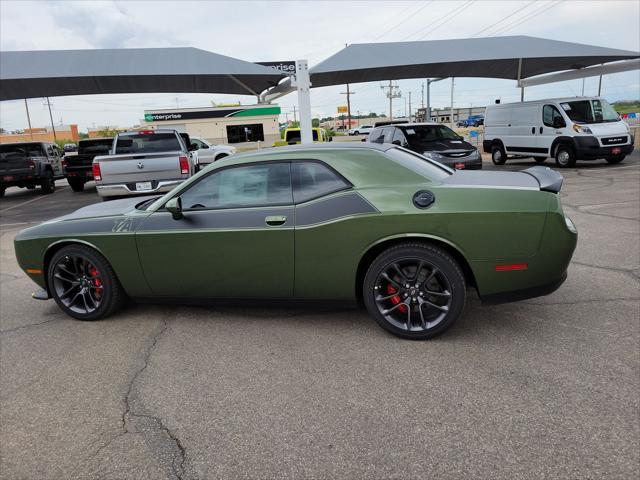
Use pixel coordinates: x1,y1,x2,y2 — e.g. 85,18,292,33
1,153,639,479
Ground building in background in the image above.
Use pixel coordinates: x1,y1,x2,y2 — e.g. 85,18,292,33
415,106,486,124
142,104,281,146
87,126,131,138
0,124,79,144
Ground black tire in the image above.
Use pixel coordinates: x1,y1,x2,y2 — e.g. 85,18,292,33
363,243,467,340
0,186,5,198
40,169,55,194
606,155,625,165
555,145,576,168
491,144,507,165
47,244,126,321
534,157,547,164
68,179,85,192
26,184,36,190
214,154,228,162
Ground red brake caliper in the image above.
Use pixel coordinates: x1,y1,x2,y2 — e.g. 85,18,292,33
89,266,103,298
386,284,408,313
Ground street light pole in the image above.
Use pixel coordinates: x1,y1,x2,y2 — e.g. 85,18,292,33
24,99,33,140
44,97,57,142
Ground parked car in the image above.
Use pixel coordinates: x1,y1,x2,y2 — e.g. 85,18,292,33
367,123,482,169
466,115,484,127
483,97,634,167
456,120,468,128
0,141,64,197
189,136,236,170
64,137,113,192
14,143,577,340
373,120,409,127
92,129,195,199
273,127,332,146
63,143,77,153
348,125,374,136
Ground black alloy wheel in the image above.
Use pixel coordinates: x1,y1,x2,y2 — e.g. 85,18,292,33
48,245,125,320
555,145,576,168
364,243,466,339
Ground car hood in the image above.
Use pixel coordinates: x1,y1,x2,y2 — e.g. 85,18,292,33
442,166,563,193
15,196,160,240
412,139,475,153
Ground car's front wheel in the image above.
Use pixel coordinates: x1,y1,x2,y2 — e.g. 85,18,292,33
40,169,55,194
363,243,466,339
47,245,126,320
68,178,85,192
491,144,507,165
555,145,576,168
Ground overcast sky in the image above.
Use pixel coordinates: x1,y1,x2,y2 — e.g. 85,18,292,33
1,0,639,132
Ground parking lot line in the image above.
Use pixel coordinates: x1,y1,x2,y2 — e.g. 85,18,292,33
0,187,67,213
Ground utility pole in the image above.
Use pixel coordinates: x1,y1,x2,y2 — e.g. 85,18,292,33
581,77,585,96
44,97,57,142
293,105,297,123
408,91,412,121
340,83,355,130
425,78,445,122
381,81,401,121
24,99,34,140
450,77,455,129
421,83,424,108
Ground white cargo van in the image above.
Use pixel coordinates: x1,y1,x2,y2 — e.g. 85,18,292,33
483,97,634,167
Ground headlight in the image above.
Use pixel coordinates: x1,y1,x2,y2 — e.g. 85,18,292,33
423,151,444,160
565,216,577,234
572,124,593,134
470,149,480,159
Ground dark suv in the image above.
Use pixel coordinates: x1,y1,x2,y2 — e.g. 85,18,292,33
366,123,482,170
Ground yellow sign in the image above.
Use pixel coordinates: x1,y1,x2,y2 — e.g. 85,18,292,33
337,105,348,113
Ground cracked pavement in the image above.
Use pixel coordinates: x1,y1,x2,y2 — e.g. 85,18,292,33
1,153,639,479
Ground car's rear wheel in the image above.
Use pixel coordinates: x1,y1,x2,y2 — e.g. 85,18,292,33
40,169,55,194
363,243,466,339
555,145,576,168
68,178,85,192
47,245,126,320
534,157,547,163
606,155,625,164
491,144,506,165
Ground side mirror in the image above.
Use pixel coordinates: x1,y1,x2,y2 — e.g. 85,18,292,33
165,197,183,220
391,140,402,146
189,143,199,151
553,118,565,128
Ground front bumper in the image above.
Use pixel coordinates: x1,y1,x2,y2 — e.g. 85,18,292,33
439,156,483,170
96,179,184,197
573,136,634,160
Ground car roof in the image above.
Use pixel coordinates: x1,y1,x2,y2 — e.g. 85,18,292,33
223,142,394,164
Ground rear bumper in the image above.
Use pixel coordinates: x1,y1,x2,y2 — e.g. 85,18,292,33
480,271,567,304
64,167,93,180
0,173,42,187
96,179,184,197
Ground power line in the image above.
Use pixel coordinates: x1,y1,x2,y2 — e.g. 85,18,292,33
373,1,434,41
491,0,560,36
472,0,537,37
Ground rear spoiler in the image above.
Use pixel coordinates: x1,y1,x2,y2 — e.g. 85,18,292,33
522,166,563,194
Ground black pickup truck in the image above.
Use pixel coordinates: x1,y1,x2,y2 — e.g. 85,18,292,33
0,142,64,197
64,137,113,192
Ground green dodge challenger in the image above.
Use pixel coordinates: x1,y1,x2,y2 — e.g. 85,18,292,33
14,143,577,339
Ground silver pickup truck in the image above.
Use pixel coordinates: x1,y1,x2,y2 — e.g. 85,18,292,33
93,129,195,199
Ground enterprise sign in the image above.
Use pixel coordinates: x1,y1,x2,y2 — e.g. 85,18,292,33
256,61,296,76
144,106,281,122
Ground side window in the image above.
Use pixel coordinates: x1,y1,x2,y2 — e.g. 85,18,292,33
382,127,394,143
180,163,292,210
543,105,565,128
392,129,407,145
46,145,54,157
195,139,209,149
292,162,350,203
369,128,383,143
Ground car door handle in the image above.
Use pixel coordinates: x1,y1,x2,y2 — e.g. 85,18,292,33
540,127,544,134
531,127,535,134
265,215,287,226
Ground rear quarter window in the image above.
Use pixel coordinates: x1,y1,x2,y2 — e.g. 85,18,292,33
386,147,452,182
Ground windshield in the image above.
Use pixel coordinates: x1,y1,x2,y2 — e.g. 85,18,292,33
402,125,460,145
78,139,113,155
386,147,453,181
559,99,620,124
115,132,182,154
0,143,46,161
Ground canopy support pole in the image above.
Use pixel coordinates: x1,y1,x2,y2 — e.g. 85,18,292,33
294,59,313,145
517,58,524,102
450,77,455,129
228,75,259,97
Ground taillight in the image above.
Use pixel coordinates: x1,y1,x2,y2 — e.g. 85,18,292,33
27,160,36,169
179,156,189,175
92,162,102,181
60,160,66,170
138,130,154,135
